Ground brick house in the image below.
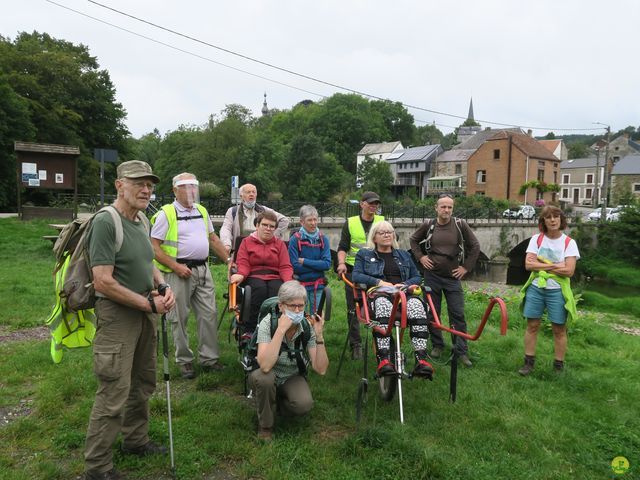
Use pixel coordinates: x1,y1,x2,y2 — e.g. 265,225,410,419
466,131,560,203
539,139,568,160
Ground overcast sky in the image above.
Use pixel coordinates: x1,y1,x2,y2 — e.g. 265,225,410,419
3,0,638,139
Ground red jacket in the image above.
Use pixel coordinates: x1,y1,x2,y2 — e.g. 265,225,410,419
236,232,293,281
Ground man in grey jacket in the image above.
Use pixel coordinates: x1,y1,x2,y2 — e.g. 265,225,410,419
220,183,289,257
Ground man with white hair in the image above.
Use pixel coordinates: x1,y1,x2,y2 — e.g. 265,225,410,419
220,183,289,257
151,172,229,379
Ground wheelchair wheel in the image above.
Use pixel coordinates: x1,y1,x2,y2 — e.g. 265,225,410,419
317,286,332,321
378,341,397,402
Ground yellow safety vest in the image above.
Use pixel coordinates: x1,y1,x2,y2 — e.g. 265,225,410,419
151,203,210,273
345,214,384,266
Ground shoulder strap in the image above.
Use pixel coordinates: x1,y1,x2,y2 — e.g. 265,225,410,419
537,233,544,248
99,206,125,253
232,205,238,220
537,233,571,251
453,217,465,264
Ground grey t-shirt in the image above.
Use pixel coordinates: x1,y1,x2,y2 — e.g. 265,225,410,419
89,211,154,294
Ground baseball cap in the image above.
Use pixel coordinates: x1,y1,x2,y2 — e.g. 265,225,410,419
117,160,159,184
361,191,381,203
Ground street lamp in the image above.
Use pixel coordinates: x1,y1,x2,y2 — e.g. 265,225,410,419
593,122,611,223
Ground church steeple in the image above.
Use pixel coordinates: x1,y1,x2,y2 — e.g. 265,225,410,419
261,92,269,116
467,97,474,122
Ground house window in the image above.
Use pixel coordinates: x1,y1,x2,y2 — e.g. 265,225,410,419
634,183,640,193
562,174,570,184
613,155,620,163
536,191,544,200
554,172,557,183
585,188,592,199
476,170,486,184
455,163,462,174
538,161,545,167
537,169,545,181
562,188,569,199
586,173,594,183
493,149,500,159
476,191,485,195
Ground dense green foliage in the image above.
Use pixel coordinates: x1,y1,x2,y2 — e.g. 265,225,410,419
0,32,129,209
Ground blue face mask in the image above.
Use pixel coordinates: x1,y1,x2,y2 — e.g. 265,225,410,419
244,200,256,209
285,309,305,325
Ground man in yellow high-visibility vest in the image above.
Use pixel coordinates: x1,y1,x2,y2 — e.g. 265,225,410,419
336,191,384,360
151,172,229,379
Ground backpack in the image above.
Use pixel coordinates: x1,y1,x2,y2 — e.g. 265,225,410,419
536,233,571,250
418,217,466,264
242,296,312,376
53,206,150,312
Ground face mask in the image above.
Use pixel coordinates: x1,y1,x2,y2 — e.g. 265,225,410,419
285,309,305,325
244,200,256,209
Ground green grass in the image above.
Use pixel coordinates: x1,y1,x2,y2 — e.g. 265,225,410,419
0,218,639,480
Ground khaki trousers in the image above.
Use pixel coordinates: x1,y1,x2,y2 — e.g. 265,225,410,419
84,299,157,473
166,264,219,366
250,370,313,429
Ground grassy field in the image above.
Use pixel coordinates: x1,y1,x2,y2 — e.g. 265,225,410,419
0,217,638,480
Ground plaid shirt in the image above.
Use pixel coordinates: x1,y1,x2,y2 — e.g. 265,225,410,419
256,314,316,385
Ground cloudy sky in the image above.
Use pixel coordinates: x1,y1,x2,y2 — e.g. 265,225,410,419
3,0,638,139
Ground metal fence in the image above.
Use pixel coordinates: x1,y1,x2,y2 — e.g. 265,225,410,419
52,193,582,224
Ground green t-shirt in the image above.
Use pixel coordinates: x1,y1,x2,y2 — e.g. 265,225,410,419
89,210,154,294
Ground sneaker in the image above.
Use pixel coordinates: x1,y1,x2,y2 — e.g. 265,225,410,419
179,362,196,379
201,362,225,373
376,358,396,376
413,359,435,380
350,344,362,361
553,359,564,372
459,354,473,368
84,468,124,480
257,427,273,441
430,346,443,359
122,441,168,457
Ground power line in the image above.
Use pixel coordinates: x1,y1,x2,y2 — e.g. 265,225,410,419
51,0,605,132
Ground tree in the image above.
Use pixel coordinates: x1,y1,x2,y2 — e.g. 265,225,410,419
357,157,393,199
518,180,561,196
568,143,590,159
414,124,444,146
0,32,128,202
545,132,556,139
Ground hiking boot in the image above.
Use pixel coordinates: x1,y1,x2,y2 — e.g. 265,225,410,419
179,362,196,379
122,441,167,457
553,359,564,372
518,355,535,376
459,354,473,368
351,344,362,361
430,345,443,359
257,427,273,441
413,359,435,380
201,362,225,373
84,468,124,480
376,358,396,376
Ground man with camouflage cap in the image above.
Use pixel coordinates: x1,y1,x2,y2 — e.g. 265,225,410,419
84,160,176,480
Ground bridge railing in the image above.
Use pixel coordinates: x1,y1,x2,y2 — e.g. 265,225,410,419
48,193,584,225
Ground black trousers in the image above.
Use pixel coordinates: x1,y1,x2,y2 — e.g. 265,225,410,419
244,277,283,333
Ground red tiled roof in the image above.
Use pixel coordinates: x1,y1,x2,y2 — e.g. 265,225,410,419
487,131,559,161
538,139,561,153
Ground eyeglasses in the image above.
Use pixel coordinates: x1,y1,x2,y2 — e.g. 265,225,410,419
127,179,155,191
376,231,394,237
260,223,276,230
284,303,306,311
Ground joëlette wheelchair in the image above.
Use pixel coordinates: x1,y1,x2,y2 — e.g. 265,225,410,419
338,274,508,424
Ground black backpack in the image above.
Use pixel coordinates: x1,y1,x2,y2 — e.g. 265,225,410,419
242,297,312,376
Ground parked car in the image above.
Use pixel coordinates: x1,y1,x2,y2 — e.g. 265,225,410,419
609,205,636,221
587,207,614,222
502,205,536,220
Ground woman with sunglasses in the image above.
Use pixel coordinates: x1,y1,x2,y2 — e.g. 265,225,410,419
230,211,293,336
352,221,434,379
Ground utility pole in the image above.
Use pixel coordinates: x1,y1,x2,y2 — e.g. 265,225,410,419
593,146,600,207
593,123,611,223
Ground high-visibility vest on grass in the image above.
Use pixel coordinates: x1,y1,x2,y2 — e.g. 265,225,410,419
151,203,210,272
345,214,384,266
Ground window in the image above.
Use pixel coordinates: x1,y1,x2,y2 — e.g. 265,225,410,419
586,173,594,183
562,174,570,184
455,163,462,174
476,191,485,195
613,155,620,163
538,161,545,167
562,188,569,199
476,170,486,184
537,169,545,181
493,149,500,159
585,188,592,199
634,184,640,193
554,172,558,183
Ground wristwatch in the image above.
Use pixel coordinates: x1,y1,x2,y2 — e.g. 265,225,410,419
157,283,170,295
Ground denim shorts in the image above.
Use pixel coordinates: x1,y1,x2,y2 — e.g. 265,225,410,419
523,284,567,325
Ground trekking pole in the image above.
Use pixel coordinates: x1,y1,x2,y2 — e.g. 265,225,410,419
158,284,176,478
394,321,405,424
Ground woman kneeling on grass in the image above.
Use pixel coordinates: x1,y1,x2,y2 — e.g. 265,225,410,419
250,280,328,441
519,206,580,375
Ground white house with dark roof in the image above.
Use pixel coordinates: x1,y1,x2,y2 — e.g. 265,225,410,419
559,157,605,205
